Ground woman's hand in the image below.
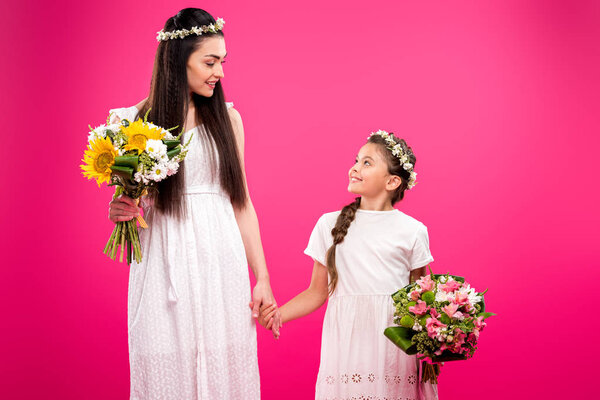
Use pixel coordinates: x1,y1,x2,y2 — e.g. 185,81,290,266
108,195,140,223
249,279,282,338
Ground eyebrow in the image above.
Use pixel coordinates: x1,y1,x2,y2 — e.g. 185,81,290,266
203,53,228,59
356,155,375,161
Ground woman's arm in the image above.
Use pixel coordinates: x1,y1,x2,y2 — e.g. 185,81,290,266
259,260,329,329
228,107,279,323
109,98,147,124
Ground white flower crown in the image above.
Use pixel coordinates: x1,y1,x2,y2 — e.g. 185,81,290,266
369,130,417,189
156,18,225,42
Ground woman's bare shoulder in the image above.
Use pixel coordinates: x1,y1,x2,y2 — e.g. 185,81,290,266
134,98,148,111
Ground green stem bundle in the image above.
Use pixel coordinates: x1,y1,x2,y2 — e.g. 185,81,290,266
102,187,143,265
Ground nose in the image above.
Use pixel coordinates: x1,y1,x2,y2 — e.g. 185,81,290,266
349,163,358,176
214,62,224,79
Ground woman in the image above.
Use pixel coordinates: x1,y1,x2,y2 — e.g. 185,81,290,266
108,8,279,399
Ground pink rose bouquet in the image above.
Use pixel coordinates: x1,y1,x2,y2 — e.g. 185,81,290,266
384,269,494,383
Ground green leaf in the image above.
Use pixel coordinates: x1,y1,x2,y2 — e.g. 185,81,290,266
113,155,139,170
384,327,418,355
167,147,181,160
477,312,496,320
477,297,486,313
163,139,181,150
111,165,134,180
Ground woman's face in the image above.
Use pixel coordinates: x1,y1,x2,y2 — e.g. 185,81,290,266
186,36,227,97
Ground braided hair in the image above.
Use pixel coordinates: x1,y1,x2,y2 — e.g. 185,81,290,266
324,133,416,294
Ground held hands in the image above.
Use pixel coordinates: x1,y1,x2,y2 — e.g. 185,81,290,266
258,303,279,331
109,195,140,223
249,280,282,339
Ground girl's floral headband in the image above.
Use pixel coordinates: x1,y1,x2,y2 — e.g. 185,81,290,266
369,130,418,189
156,18,225,42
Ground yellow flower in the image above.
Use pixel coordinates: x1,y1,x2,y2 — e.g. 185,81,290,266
81,136,118,186
121,119,164,155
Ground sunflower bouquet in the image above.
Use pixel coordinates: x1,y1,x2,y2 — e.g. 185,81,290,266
81,110,191,264
384,269,494,384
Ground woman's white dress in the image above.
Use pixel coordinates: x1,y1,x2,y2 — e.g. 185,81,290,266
305,209,438,400
109,104,260,400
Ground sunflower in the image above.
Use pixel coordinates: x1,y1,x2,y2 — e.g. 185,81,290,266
121,120,165,155
81,136,118,186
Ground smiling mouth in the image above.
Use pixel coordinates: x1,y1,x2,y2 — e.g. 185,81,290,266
350,177,362,183
207,81,218,88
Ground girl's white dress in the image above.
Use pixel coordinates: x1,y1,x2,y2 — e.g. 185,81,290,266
305,209,438,400
110,104,260,400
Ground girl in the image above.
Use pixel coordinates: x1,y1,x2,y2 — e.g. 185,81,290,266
107,8,280,399
260,131,437,399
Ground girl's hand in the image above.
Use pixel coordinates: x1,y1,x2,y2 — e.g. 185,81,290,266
258,304,277,329
257,304,283,339
109,195,140,223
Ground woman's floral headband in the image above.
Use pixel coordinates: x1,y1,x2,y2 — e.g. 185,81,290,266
369,130,417,189
156,18,225,42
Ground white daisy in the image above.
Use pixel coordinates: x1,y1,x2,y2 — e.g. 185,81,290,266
146,139,167,158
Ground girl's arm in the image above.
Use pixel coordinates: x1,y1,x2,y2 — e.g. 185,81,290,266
228,107,279,323
409,265,428,283
260,260,329,329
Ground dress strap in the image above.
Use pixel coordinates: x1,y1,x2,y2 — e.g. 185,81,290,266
226,101,234,109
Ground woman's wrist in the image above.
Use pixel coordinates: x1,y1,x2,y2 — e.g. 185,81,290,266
254,269,270,283
255,272,271,286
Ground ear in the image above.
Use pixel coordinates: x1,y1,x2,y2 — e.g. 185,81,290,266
386,175,402,191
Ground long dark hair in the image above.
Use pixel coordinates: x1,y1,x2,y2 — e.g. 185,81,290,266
139,8,246,217
325,133,417,294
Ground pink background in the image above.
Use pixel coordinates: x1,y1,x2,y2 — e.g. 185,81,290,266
1,0,598,398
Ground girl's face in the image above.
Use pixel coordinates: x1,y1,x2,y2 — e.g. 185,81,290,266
186,36,227,98
348,143,401,198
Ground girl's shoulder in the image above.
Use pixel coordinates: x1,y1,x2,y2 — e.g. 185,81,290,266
312,210,341,231
393,210,429,235
319,210,342,222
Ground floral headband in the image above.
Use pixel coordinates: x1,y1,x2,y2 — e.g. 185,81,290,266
156,18,225,42
369,130,417,189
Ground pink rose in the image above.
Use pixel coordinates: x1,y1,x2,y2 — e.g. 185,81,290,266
409,300,428,315
453,292,469,306
439,279,461,293
467,332,478,344
473,316,486,338
416,275,435,292
410,290,421,301
425,316,446,338
442,303,459,319
474,316,486,330
453,329,466,346
429,308,440,319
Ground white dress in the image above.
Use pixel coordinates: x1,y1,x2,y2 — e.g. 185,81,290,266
304,209,438,400
109,104,260,400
